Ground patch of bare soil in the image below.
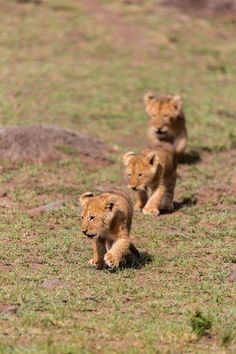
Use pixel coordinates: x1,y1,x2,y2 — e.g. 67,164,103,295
0,125,113,164
42,278,73,289
178,149,236,208
79,0,166,62
162,0,236,16
0,305,17,314
228,269,236,282
197,150,236,206
0,196,18,209
79,0,144,44
28,200,64,216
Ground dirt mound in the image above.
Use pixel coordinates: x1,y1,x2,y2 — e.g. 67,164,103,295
162,0,236,16
0,125,113,164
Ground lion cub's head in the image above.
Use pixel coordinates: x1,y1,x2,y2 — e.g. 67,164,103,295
144,93,182,139
123,150,159,191
79,192,116,239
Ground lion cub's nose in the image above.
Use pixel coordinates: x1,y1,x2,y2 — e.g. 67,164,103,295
132,187,137,191
82,230,87,235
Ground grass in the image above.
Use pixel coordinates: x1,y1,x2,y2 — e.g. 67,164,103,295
190,310,212,338
0,0,236,353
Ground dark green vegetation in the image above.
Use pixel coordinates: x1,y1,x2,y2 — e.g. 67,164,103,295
0,0,236,353
190,311,212,338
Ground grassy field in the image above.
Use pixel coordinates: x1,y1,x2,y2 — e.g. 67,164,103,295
0,0,236,353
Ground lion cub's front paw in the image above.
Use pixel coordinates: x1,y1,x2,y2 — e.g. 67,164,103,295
104,252,120,269
142,206,160,216
134,203,143,212
88,258,104,269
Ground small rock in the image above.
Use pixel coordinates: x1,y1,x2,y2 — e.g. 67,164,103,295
125,296,132,302
0,305,17,314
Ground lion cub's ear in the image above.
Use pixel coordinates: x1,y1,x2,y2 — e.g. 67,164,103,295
79,192,94,207
146,151,158,166
170,95,182,112
123,152,135,166
144,92,156,106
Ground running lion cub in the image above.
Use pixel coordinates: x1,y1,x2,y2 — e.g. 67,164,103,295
123,143,177,215
144,93,187,158
79,189,140,269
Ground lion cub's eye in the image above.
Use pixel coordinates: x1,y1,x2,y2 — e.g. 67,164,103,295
138,173,143,177
89,216,95,221
81,216,83,220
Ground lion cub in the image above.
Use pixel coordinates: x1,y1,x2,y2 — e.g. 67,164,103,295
123,143,177,215
144,93,187,158
79,189,140,269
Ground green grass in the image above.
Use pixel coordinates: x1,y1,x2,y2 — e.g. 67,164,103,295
0,0,236,353
190,310,212,338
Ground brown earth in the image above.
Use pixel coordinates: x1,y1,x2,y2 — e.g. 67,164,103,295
0,125,113,164
177,149,236,208
162,0,236,16
79,0,164,62
28,200,65,216
42,278,73,289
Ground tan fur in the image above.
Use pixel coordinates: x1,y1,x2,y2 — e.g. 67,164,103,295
144,93,187,158
123,143,177,215
79,189,140,269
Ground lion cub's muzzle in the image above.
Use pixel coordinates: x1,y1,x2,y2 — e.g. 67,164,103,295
128,184,138,191
82,230,97,239
129,184,145,192
86,233,97,239
156,128,167,136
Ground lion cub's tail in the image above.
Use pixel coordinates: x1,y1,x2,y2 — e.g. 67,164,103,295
129,243,140,258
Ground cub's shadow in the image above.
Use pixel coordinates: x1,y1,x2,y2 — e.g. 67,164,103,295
174,196,197,211
178,150,201,165
107,252,153,272
125,252,153,269
159,196,197,216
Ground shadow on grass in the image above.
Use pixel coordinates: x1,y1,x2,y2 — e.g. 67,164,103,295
159,196,197,216
174,196,197,210
106,252,153,272
179,150,201,165
17,0,42,4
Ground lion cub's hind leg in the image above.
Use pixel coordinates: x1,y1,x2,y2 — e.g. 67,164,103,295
160,175,176,212
129,243,140,258
160,189,174,211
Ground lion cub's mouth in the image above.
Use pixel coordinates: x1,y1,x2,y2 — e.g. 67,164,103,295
86,233,97,239
156,129,167,136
